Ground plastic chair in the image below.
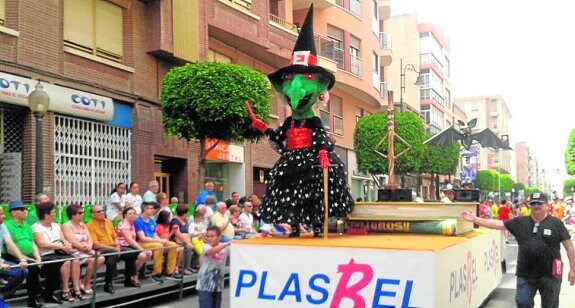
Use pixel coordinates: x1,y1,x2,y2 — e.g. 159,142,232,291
112,218,121,228
59,204,70,224
187,204,196,219
83,204,93,224
169,204,177,216
25,204,38,225
1,205,10,221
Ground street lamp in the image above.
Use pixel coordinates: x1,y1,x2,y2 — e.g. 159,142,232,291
399,58,424,112
27,81,50,195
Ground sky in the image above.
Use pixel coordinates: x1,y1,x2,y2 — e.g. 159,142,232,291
392,0,575,186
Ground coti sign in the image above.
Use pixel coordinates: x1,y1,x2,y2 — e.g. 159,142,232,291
0,72,114,121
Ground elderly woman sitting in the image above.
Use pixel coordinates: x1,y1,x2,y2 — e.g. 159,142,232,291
32,203,78,302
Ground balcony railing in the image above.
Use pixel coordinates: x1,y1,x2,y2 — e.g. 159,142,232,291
269,14,298,33
420,53,443,72
379,32,392,49
420,88,445,107
315,34,344,69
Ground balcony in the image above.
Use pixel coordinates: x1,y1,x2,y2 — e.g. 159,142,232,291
293,0,336,10
420,53,444,75
379,32,392,66
378,0,391,20
315,34,343,72
269,14,298,34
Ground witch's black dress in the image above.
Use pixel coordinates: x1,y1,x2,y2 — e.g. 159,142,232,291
259,116,354,228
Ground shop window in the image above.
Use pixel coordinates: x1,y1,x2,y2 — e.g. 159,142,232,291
64,0,123,62
0,110,24,203
54,115,131,206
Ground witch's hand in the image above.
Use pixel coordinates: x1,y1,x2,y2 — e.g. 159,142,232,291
245,101,268,133
318,149,330,169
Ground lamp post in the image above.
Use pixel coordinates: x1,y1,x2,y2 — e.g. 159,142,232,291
27,82,50,195
399,58,424,112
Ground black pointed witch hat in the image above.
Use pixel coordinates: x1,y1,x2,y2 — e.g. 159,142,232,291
267,4,336,90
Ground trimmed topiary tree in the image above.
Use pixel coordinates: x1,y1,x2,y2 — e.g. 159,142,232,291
565,129,575,175
354,112,426,179
161,62,272,189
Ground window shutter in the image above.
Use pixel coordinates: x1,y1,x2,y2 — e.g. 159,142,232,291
64,0,94,51
95,0,123,60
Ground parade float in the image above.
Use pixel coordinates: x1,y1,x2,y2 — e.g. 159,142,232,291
230,5,507,307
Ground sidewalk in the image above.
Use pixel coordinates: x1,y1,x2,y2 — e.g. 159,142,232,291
482,240,575,308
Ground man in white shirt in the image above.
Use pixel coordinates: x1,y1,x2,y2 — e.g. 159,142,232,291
238,201,254,233
143,180,159,203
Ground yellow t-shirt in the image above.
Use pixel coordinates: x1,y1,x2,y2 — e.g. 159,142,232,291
491,204,499,219
520,206,530,216
212,212,235,239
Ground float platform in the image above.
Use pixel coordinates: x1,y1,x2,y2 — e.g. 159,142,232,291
230,229,503,308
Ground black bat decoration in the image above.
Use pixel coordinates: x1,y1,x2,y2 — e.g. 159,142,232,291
424,119,512,151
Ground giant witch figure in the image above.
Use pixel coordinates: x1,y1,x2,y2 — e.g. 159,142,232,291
247,5,354,237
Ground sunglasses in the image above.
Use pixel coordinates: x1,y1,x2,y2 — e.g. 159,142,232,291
93,210,104,214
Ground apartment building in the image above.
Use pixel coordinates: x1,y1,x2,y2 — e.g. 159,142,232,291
0,0,392,204
453,95,512,174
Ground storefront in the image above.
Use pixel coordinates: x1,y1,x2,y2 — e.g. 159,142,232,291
204,139,245,201
347,150,377,201
0,72,132,205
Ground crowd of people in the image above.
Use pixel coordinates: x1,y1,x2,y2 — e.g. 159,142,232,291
0,180,279,307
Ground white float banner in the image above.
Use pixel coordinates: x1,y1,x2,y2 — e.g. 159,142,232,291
435,230,502,308
0,72,114,121
231,244,435,308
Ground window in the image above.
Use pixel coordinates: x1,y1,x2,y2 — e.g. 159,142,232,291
208,50,231,63
490,99,498,112
349,35,361,76
64,0,123,62
320,95,344,135
356,107,370,122
491,116,498,129
0,0,5,26
470,102,479,112
327,25,344,69
350,0,361,17
371,0,378,34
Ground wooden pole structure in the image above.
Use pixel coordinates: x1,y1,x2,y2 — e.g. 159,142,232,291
323,167,329,239
385,91,399,189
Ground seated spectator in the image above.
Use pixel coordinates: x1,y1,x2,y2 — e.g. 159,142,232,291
0,205,28,300
107,183,127,221
116,207,151,287
229,206,250,239
170,197,179,204
188,211,206,271
86,205,140,293
135,202,180,283
156,211,183,274
195,202,214,228
157,193,173,221
125,182,143,215
62,204,105,296
238,201,255,234
5,201,44,307
169,205,196,275
212,202,235,242
32,202,79,303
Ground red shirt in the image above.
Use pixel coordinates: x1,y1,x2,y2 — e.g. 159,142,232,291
498,206,511,221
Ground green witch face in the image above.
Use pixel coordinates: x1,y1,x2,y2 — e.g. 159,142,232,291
280,73,329,120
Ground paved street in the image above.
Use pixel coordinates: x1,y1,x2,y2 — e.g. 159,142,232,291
481,239,575,308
